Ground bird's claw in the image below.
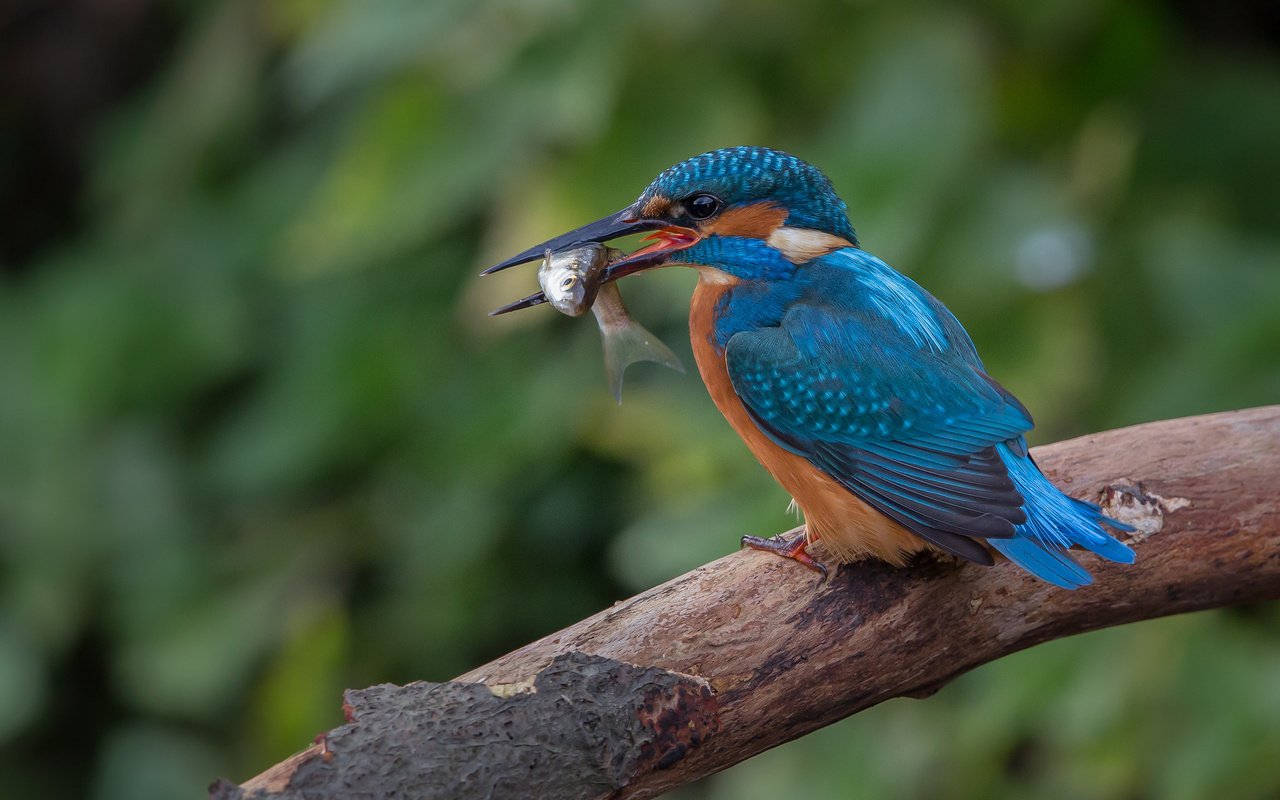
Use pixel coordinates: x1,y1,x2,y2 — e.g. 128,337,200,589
741,531,830,580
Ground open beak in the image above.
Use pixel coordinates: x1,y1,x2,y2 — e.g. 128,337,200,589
483,203,699,315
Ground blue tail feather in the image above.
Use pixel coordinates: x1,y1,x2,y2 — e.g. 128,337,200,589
993,442,1135,588
988,535,1093,589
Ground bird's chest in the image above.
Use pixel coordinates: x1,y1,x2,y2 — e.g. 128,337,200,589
688,275,790,465
690,275,758,414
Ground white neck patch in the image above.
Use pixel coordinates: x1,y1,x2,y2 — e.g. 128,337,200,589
766,226,852,263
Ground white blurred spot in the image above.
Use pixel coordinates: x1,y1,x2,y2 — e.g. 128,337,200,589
1013,223,1094,291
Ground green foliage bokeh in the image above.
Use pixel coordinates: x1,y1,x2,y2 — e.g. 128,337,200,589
1,2,1279,798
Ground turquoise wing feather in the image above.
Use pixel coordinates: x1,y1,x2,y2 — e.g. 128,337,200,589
725,302,1034,564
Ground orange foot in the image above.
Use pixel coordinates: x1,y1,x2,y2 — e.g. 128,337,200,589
740,529,830,579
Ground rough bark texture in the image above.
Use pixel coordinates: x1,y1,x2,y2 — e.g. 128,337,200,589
214,406,1280,800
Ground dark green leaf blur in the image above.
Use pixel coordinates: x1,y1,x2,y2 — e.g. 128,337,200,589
2,1,1278,798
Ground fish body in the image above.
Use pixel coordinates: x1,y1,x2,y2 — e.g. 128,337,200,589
538,245,605,317
538,245,683,402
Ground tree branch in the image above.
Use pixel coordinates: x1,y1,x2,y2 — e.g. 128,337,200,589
213,406,1280,800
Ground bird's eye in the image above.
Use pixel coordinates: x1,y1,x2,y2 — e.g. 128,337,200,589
687,194,721,220
561,276,576,289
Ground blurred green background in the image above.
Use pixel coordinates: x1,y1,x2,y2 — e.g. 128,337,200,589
2,1,1279,798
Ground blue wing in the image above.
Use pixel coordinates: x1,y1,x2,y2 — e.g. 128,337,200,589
725,299,1035,565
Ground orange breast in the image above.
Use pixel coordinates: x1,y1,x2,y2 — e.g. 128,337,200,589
688,273,925,565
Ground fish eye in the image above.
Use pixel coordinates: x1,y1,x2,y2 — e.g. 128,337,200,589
687,193,721,220
560,276,576,289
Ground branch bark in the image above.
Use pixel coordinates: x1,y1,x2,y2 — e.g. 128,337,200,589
213,406,1280,800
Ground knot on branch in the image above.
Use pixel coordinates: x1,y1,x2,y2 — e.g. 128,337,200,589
1098,479,1193,542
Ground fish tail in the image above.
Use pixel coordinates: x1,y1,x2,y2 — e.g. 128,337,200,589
597,307,684,404
989,442,1135,589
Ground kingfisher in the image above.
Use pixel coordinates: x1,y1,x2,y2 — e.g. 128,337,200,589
485,146,1134,588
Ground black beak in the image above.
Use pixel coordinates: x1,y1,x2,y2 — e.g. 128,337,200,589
489,290,549,316
480,204,663,275
483,204,701,316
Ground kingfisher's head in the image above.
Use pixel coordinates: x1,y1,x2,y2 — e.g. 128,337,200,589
486,147,857,312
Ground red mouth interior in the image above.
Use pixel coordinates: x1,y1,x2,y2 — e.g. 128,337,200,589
622,227,699,260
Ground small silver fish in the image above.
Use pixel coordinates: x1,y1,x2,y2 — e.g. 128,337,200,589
538,244,684,403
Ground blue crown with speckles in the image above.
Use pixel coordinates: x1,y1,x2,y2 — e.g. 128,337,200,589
639,146,857,244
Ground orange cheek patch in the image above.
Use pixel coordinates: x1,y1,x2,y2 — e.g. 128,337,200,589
702,202,789,239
